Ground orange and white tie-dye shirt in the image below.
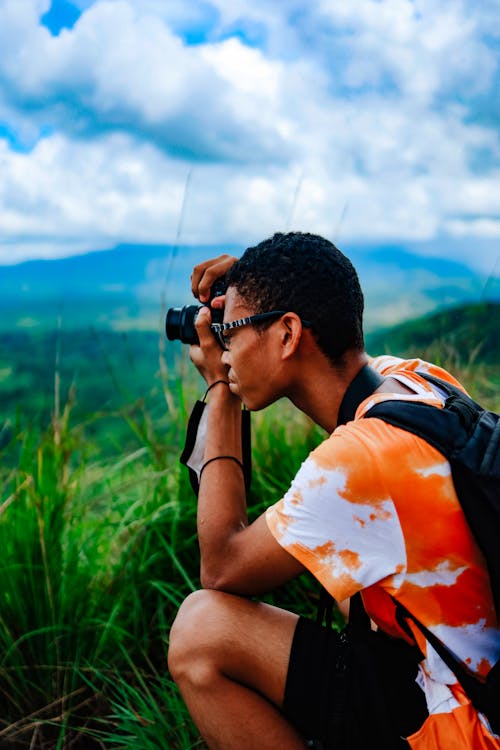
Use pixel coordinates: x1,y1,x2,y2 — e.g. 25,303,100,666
266,355,500,750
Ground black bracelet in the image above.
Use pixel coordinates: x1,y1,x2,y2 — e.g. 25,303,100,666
203,380,230,401
199,455,244,479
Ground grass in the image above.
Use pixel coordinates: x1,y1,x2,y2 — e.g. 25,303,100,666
1,369,185,746
0,342,327,748
0,333,497,748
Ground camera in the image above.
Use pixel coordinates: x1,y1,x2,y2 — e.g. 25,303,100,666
165,277,227,345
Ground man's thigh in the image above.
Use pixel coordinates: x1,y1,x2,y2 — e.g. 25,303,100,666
169,589,299,709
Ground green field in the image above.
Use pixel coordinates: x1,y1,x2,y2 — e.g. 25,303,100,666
0,324,326,749
0,301,498,748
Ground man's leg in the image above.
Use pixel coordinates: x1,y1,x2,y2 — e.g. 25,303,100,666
168,589,307,750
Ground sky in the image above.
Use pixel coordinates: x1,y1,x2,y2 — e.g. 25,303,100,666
0,0,499,273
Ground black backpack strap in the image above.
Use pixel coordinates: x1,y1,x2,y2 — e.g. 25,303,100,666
417,371,481,410
337,364,385,426
365,371,482,450
394,600,494,720
418,372,485,434
364,395,469,457
348,589,371,632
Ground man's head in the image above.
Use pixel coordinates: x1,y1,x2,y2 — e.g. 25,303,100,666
226,232,365,367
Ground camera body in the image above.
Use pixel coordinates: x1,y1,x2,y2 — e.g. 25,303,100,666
165,277,226,345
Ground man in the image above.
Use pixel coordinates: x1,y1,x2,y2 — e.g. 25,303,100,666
167,232,500,749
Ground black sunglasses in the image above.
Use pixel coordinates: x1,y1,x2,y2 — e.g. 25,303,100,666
210,310,312,350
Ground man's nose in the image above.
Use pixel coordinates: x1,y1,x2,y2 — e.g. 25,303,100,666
221,350,230,366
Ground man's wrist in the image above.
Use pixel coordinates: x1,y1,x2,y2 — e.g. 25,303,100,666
203,380,230,400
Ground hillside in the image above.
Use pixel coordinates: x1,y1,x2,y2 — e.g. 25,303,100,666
2,301,498,441
365,300,499,410
366,301,500,365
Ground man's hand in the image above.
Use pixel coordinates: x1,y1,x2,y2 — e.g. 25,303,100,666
190,306,230,388
191,254,238,303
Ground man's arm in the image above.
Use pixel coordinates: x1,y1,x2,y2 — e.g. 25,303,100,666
197,383,305,594
190,306,305,596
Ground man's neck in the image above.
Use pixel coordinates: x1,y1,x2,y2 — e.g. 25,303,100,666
286,351,370,433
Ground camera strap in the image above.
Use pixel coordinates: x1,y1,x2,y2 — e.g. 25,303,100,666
180,398,251,497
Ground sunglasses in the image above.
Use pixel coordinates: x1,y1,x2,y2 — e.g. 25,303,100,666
210,310,312,350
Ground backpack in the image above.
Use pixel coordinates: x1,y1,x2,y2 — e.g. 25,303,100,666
334,366,500,733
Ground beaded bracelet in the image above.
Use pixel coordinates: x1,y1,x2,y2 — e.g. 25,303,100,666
203,380,230,401
199,455,244,479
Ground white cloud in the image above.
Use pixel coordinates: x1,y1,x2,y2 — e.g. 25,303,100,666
200,38,281,98
0,0,498,272
1,123,498,270
0,0,290,163
0,133,189,250
314,0,497,99
445,218,500,238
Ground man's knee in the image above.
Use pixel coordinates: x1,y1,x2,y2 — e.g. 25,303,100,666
168,588,233,684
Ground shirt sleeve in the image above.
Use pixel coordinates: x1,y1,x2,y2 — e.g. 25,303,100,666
266,421,407,601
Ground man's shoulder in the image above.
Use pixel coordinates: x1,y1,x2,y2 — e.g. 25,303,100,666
314,410,411,477
369,354,465,391
311,355,464,474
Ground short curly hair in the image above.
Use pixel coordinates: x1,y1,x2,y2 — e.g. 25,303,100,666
226,232,364,366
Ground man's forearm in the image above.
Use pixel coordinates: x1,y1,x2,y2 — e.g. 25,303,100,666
197,384,248,586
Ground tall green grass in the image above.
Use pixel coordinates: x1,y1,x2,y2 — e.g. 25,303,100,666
0,353,325,748
0,344,497,748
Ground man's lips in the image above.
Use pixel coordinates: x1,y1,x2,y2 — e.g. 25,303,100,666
227,372,238,391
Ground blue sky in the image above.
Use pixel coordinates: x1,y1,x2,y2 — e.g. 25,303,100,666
0,0,499,273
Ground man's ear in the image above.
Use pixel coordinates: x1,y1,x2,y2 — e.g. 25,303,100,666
278,312,304,360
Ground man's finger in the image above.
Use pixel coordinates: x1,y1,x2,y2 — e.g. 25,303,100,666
211,294,226,310
194,305,213,344
191,254,238,301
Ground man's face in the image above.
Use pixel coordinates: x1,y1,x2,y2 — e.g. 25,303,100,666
220,287,282,411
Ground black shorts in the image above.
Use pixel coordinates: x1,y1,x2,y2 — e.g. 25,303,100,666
282,617,428,749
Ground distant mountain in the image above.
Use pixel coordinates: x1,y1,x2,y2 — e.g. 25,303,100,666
352,246,498,331
0,243,237,301
0,242,497,332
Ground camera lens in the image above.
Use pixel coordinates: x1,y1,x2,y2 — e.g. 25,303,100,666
165,305,200,345
165,275,227,346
